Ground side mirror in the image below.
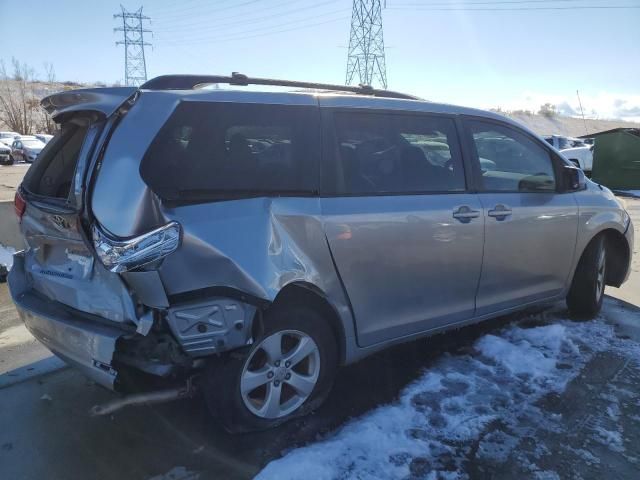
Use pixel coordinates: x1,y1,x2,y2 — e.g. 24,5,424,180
563,165,587,192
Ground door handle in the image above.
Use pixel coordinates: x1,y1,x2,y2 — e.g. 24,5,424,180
488,204,512,220
453,206,480,222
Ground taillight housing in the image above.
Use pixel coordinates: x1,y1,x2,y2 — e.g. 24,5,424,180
92,221,181,273
14,190,26,222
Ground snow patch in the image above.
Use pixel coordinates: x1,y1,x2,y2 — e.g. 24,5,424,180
147,466,200,480
256,314,640,480
616,190,640,199
592,425,624,453
0,244,16,269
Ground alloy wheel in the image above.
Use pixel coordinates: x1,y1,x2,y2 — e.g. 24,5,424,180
240,329,320,419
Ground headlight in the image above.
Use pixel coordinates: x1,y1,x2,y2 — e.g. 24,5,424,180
92,221,181,273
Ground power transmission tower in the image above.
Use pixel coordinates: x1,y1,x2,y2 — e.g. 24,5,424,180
345,0,387,89
114,6,151,86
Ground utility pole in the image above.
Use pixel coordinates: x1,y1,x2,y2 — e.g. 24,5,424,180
576,90,589,136
345,0,388,89
114,6,151,86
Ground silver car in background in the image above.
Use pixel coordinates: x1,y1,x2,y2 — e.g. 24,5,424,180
10,137,45,163
9,74,633,432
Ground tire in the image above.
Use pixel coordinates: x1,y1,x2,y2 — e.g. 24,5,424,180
203,304,338,433
566,235,607,318
8,154,15,165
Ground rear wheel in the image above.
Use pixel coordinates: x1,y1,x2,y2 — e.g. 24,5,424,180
567,235,606,318
203,304,338,433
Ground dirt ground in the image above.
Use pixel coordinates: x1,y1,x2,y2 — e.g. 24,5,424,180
0,163,29,202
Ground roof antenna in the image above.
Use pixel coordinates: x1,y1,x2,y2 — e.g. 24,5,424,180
576,90,589,136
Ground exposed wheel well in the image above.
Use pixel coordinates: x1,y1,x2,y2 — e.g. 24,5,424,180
263,283,346,365
579,229,630,288
602,229,631,287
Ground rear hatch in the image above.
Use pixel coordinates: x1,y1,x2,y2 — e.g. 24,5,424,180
16,103,138,325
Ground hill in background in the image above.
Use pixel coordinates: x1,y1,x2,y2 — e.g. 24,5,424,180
502,112,639,138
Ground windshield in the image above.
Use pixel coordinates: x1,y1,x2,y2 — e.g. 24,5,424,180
22,140,43,148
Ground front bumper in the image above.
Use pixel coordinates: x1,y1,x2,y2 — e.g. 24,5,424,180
8,253,124,390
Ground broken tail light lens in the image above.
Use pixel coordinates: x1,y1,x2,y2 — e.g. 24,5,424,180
92,221,181,273
14,189,26,222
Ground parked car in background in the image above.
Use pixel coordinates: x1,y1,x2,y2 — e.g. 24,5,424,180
9,75,634,433
34,134,54,144
0,142,12,165
544,134,593,172
0,131,20,148
10,137,45,163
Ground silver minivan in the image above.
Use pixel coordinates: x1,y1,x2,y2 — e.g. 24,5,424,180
9,74,634,432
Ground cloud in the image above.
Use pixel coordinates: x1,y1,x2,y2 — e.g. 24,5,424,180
495,92,640,123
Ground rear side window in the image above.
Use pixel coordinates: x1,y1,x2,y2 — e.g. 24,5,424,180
468,120,556,192
328,112,465,195
140,102,320,202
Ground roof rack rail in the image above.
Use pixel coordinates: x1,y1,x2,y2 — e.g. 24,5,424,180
140,72,419,100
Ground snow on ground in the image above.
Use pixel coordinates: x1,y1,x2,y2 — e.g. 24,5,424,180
0,244,15,269
256,309,640,480
616,190,640,199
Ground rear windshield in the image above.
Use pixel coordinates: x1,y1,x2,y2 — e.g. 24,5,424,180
140,102,320,202
23,117,91,199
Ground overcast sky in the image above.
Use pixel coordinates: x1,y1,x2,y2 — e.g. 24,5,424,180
1,0,639,121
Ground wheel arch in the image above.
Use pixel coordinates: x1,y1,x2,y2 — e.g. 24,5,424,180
268,281,347,365
601,228,631,287
576,228,630,288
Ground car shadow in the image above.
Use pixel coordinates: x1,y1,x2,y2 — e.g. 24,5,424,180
131,309,534,478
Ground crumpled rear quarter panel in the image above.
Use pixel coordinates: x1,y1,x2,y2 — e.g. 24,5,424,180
159,197,342,302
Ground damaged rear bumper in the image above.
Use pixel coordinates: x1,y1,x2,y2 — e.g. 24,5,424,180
9,253,124,390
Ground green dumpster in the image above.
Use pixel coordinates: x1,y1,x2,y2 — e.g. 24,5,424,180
583,128,640,190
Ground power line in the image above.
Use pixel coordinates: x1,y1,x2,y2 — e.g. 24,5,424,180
149,0,237,17
388,3,640,11
114,6,152,87
157,14,348,47
151,0,262,22
156,7,349,46
392,0,605,6
154,0,343,34
152,0,301,27
346,0,388,89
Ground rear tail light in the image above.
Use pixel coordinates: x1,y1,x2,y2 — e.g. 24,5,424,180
92,222,181,273
14,190,26,221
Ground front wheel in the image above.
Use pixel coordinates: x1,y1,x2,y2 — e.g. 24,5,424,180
203,304,338,433
567,235,606,318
